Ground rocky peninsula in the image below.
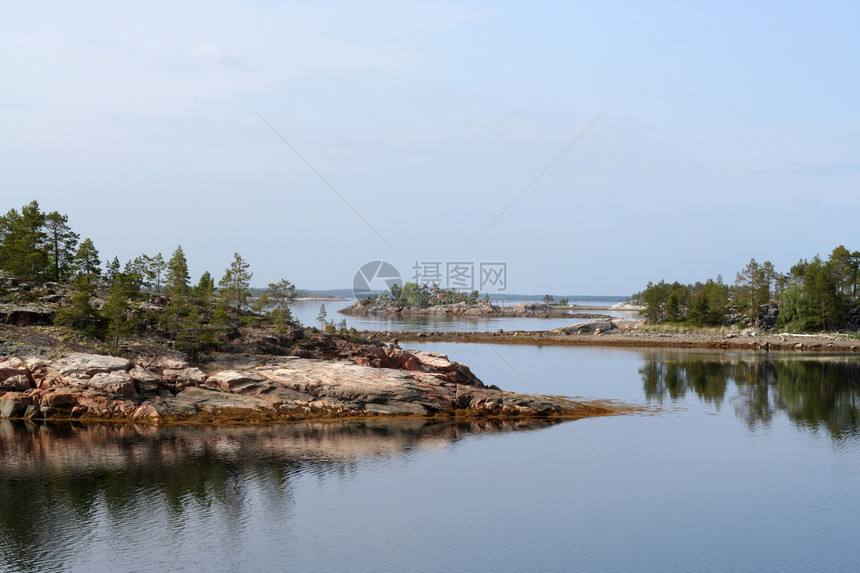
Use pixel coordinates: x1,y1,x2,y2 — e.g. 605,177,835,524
0,325,617,424
0,270,625,424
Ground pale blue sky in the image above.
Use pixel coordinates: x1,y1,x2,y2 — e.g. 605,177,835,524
2,1,858,294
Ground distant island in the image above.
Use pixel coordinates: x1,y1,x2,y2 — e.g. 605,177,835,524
339,282,632,318
340,298,613,319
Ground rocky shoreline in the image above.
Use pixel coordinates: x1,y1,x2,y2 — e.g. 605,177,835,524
0,335,616,424
363,317,860,352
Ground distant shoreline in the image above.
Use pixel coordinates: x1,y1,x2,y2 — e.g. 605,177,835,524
339,299,640,318
362,329,860,352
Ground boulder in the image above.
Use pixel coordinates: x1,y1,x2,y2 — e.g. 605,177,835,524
0,369,32,391
155,357,190,370
87,372,137,398
206,371,269,392
41,389,82,408
553,318,615,335
183,368,207,384
132,404,161,421
54,353,131,377
0,357,29,370
130,366,163,394
0,399,25,419
172,386,275,412
38,406,57,419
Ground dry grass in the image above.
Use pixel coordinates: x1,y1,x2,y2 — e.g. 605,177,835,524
633,323,734,335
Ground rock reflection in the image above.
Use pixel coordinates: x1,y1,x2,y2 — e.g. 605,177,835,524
0,418,561,572
640,353,860,438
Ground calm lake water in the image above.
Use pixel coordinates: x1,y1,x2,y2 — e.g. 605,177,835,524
293,299,639,332
3,343,860,573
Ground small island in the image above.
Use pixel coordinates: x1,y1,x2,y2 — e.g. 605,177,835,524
339,283,612,319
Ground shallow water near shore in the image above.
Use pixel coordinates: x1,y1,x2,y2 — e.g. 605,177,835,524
3,345,860,572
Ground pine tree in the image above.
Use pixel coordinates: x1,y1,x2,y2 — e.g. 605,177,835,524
105,256,121,286
218,252,253,312
0,208,22,272
210,299,232,347
0,201,49,278
18,201,48,278
43,210,79,281
261,279,297,332
175,308,212,364
55,274,101,336
129,254,152,290
123,259,146,294
193,271,216,314
165,246,190,296
317,303,327,329
150,253,166,294
73,238,102,279
803,257,842,331
102,273,134,352
266,279,297,313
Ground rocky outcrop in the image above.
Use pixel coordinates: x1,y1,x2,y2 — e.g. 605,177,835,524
552,317,643,335
0,303,55,325
0,346,595,423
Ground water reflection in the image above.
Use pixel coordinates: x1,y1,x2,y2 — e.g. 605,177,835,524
0,419,561,572
641,354,860,439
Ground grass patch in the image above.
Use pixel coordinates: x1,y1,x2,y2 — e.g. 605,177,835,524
635,323,734,335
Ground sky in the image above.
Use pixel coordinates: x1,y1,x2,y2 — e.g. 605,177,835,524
2,1,859,296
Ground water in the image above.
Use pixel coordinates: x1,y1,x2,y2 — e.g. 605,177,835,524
292,299,640,332
2,344,860,572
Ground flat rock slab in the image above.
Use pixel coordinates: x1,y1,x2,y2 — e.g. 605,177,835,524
0,348,590,422
54,353,131,377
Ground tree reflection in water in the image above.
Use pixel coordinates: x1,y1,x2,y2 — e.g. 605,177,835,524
0,419,560,572
641,354,860,439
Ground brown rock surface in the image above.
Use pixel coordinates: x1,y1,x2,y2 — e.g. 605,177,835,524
0,348,597,423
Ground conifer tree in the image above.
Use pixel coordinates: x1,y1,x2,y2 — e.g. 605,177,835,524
17,200,48,278
105,256,121,286
73,238,102,279
150,253,166,294
129,254,152,290
43,210,79,281
55,274,100,336
102,273,134,352
264,279,297,331
0,208,23,272
317,303,327,329
218,252,253,312
0,201,48,278
165,246,191,296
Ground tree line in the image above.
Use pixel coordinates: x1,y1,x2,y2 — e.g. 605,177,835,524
0,200,298,358
632,246,860,332
380,282,486,308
